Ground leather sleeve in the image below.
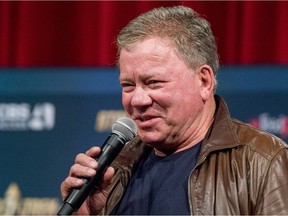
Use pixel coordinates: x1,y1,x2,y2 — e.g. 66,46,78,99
256,147,288,215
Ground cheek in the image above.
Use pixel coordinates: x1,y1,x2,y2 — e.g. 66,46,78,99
172,87,201,112
122,93,132,112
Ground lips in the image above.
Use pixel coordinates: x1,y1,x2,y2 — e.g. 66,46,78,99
135,114,155,122
140,116,152,122
134,115,159,127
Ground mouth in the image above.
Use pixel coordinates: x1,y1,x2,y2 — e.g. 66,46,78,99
139,116,152,122
136,114,155,122
134,115,159,127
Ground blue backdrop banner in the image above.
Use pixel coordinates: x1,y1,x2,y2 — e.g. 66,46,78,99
0,66,287,214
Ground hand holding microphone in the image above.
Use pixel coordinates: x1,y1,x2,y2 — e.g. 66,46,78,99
58,117,137,215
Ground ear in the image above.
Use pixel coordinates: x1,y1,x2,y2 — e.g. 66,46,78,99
196,65,215,101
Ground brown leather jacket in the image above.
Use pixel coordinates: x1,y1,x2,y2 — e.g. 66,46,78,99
100,95,288,215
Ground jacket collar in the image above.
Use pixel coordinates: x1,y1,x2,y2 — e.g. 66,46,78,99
198,95,241,162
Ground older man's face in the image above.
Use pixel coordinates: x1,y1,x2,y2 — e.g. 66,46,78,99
119,37,206,153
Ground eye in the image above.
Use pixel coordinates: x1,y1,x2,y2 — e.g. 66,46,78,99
147,80,159,84
147,79,163,88
121,82,135,92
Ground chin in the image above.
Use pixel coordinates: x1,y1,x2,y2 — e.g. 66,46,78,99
138,132,163,145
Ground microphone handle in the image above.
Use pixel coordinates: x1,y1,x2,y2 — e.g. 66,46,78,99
57,134,125,215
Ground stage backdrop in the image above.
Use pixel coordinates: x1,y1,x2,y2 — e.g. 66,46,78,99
0,66,288,214
1,1,288,67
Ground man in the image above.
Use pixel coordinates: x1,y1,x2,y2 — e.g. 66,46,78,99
60,5,288,215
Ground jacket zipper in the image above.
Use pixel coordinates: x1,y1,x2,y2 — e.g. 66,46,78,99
188,154,208,215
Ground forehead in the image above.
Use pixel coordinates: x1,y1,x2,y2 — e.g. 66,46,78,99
120,37,175,57
119,38,194,81
119,39,172,74
119,37,192,72
120,38,180,73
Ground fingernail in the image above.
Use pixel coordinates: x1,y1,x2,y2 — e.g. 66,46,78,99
89,161,97,167
88,169,96,175
76,179,82,185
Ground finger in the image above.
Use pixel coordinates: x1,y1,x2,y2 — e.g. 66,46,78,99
75,153,98,169
60,176,84,200
69,163,96,178
100,167,115,188
85,146,101,157
103,166,115,182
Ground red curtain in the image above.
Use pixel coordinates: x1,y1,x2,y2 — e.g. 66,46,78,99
0,1,288,67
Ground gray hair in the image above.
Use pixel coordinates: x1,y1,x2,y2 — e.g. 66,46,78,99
117,5,219,88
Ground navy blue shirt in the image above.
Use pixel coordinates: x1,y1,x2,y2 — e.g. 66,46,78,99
112,142,202,215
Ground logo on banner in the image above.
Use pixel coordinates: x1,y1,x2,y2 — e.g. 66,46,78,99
249,113,288,138
0,103,56,131
95,110,126,132
0,182,59,215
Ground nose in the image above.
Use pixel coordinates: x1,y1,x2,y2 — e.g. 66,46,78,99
131,86,152,107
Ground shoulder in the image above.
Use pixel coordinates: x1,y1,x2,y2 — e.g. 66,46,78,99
232,118,288,160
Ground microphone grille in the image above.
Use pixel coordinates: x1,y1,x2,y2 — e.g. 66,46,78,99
112,117,137,142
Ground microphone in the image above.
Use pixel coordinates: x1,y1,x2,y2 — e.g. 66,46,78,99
57,117,137,215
